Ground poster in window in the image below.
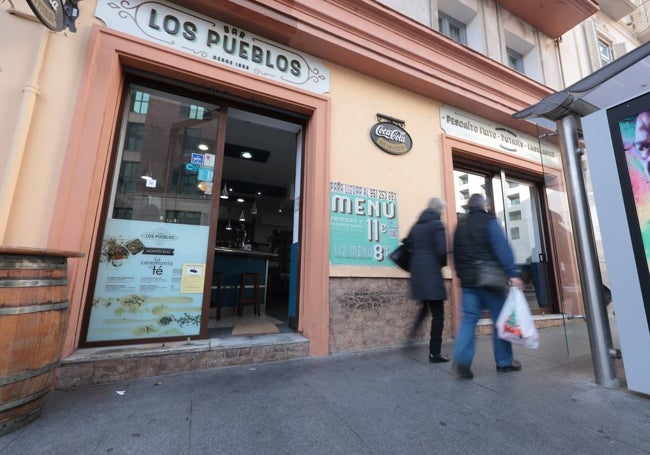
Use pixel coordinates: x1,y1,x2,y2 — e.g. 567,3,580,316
86,219,208,342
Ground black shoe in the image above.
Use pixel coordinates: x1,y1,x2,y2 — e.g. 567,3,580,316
453,363,474,379
429,354,449,363
496,360,522,372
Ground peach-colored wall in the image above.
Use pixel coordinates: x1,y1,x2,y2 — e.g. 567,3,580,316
0,3,95,246
328,63,446,278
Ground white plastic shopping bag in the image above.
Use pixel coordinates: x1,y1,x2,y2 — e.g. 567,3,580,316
496,287,540,349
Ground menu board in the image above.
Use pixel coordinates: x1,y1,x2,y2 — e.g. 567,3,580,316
86,219,208,342
329,182,399,266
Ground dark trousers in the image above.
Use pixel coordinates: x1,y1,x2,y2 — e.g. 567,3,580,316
408,300,445,356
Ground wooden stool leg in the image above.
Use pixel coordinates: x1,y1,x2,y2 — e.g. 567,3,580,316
238,273,261,317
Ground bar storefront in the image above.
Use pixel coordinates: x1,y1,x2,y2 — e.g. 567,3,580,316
2,0,583,384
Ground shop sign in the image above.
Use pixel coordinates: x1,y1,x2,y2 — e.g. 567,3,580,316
370,122,412,155
95,0,330,94
329,182,399,267
440,105,560,166
25,0,65,31
25,0,80,32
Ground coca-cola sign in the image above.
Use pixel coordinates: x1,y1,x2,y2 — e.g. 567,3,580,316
370,122,412,155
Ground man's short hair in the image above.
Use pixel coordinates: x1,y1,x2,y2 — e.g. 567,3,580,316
467,193,486,209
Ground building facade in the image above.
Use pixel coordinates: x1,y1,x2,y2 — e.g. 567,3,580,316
1,0,645,385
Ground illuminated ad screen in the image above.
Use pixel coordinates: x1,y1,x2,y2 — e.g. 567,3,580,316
607,92,650,332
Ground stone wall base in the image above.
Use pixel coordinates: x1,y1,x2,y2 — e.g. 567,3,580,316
56,335,309,388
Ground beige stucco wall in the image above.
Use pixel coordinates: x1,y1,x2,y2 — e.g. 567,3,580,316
0,2,99,247
327,63,444,278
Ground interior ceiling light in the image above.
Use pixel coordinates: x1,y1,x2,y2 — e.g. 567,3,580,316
240,151,253,159
198,144,209,151
236,198,245,203
220,182,229,199
250,200,258,215
239,210,246,222
225,219,232,231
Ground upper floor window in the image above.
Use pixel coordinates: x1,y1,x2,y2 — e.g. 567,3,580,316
438,12,467,45
598,38,613,67
506,47,525,73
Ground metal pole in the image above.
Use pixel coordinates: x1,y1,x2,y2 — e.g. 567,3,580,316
556,114,618,388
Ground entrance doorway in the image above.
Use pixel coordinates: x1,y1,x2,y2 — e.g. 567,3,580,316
453,166,558,314
82,77,303,346
211,108,302,335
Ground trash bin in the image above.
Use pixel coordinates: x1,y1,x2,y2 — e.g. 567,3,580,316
0,247,83,436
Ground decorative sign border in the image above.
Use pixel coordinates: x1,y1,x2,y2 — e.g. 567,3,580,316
95,0,330,94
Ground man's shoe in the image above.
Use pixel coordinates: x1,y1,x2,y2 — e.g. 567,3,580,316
429,354,449,363
496,360,522,372
453,363,474,379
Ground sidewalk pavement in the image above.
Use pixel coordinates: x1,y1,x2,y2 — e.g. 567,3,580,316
1,325,648,455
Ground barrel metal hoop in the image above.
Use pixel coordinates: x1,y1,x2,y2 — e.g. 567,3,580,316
0,362,58,386
0,301,69,315
0,255,66,270
0,387,51,413
0,278,68,288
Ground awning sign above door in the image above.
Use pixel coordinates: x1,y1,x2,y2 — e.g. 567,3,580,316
95,0,330,94
441,105,560,166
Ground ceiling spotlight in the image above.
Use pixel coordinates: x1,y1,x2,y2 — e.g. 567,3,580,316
240,151,253,159
236,198,245,203
198,144,209,151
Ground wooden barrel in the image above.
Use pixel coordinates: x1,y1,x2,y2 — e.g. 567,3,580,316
0,247,82,436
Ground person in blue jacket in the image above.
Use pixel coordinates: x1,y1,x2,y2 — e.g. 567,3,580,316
406,197,449,363
452,193,524,379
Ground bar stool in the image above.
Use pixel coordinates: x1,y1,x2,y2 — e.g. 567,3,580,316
237,273,260,317
210,271,223,320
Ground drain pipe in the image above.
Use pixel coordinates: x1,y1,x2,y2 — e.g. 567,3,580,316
0,27,50,242
556,114,618,388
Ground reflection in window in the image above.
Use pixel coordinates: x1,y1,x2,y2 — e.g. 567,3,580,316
180,104,210,120
508,194,520,206
511,227,520,240
132,91,150,114
125,122,144,151
117,161,140,193
110,83,220,225
165,210,202,225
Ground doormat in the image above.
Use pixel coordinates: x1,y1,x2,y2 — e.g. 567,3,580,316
231,320,280,336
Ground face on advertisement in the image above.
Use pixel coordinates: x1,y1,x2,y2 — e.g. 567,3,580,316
634,111,650,176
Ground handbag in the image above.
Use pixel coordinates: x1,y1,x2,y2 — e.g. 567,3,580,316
496,287,539,348
389,240,411,271
475,261,509,293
